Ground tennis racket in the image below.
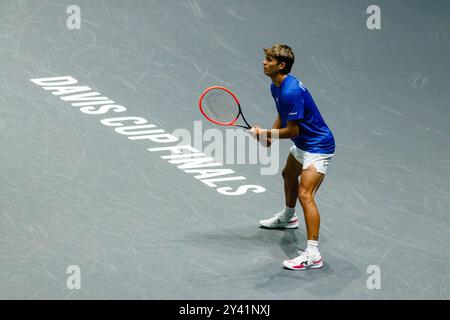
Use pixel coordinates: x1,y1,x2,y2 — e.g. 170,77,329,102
198,86,252,129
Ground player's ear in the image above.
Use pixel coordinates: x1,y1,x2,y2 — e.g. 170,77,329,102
278,61,286,72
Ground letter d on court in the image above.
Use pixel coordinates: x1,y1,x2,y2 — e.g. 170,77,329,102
366,265,381,289
66,265,81,290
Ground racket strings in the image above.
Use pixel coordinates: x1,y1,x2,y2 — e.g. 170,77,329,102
202,89,239,124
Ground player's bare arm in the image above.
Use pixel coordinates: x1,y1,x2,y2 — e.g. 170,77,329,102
248,119,299,139
272,114,281,129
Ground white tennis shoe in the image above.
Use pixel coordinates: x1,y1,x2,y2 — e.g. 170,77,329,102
283,249,323,270
259,211,299,229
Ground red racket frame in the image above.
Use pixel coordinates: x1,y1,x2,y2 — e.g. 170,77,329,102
198,86,250,128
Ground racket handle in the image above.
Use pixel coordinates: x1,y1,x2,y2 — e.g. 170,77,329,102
235,124,252,129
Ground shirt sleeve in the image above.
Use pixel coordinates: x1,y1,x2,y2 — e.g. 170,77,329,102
285,89,305,121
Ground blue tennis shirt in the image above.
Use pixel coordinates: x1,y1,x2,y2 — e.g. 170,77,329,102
270,74,335,154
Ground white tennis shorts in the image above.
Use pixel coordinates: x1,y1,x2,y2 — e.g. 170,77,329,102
290,145,334,175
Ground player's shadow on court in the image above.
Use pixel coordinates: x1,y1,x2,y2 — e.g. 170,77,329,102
179,226,361,297
268,228,305,258
179,223,333,260
180,225,307,256
261,230,361,297
251,252,362,298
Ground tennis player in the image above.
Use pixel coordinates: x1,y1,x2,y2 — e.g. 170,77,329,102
248,44,335,270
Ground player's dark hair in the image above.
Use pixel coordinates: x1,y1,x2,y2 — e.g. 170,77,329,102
263,44,295,74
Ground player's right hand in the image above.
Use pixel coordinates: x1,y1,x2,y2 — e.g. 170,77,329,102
247,125,261,140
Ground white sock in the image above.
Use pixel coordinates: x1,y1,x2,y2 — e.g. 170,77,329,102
306,240,319,254
283,206,295,219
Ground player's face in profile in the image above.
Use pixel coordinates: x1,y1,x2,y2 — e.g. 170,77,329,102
262,56,283,76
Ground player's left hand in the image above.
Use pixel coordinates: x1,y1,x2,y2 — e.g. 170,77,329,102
260,137,272,148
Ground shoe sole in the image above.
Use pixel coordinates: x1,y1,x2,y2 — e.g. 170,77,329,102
259,223,299,229
283,261,323,271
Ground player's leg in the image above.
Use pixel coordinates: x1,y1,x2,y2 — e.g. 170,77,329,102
283,153,303,208
259,153,302,229
298,165,325,241
283,156,331,270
